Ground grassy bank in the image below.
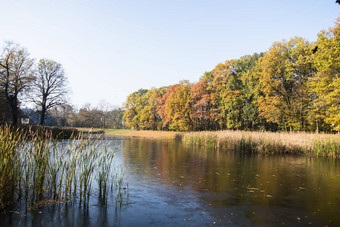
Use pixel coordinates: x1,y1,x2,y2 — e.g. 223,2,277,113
0,125,125,212
179,130,340,158
21,125,79,139
104,129,178,139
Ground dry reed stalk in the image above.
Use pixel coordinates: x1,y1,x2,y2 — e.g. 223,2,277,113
181,130,340,157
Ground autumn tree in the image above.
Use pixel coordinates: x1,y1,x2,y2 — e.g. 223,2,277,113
256,37,314,131
140,87,167,130
166,80,193,131
237,53,263,130
31,59,68,125
310,17,340,132
199,71,223,130
190,80,212,130
123,89,148,129
157,81,193,131
158,84,178,130
0,42,35,125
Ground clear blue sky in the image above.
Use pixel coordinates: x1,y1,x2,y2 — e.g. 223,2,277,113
1,0,339,108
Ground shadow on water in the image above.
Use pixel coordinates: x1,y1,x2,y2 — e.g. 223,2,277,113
1,138,340,226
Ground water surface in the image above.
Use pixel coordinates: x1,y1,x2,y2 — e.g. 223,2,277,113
2,138,340,226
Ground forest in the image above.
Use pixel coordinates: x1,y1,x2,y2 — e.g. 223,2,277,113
123,18,340,132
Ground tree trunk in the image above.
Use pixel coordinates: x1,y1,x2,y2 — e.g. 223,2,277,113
40,110,46,125
316,120,319,134
40,98,47,125
11,105,18,125
8,97,19,125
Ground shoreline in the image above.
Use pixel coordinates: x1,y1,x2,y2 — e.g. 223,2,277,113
74,128,340,157
105,129,340,157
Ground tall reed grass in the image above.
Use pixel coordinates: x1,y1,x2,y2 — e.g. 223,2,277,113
0,124,126,212
180,130,340,158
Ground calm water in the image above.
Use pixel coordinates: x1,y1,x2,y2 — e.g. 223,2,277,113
2,138,340,226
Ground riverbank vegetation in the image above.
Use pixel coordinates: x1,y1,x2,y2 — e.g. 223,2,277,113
179,131,340,158
107,129,178,139
102,129,340,157
0,125,125,212
123,18,340,133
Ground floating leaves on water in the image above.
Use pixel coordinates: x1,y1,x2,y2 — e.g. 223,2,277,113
246,187,262,193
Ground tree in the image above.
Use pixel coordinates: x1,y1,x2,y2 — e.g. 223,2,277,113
0,42,35,125
200,71,223,130
106,108,125,129
158,85,178,130
140,87,167,130
310,17,340,132
237,53,263,130
158,81,193,131
0,89,11,123
190,80,212,130
122,89,148,129
49,104,75,127
77,103,103,128
256,37,313,131
31,59,68,125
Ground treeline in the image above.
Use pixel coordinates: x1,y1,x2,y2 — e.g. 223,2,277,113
23,104,125,129
123,18,340,132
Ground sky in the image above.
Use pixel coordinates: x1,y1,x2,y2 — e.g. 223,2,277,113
1,0,339,109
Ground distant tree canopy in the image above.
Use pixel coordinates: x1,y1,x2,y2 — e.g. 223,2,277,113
123,18,340,132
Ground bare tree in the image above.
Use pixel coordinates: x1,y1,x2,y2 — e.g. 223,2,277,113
0,42,35,125
32,59,68,125
98,100,113,128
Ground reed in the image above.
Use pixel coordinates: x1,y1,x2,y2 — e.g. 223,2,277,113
181,130,340,158
0,124,126,212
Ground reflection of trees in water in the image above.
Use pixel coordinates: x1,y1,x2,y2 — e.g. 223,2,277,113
122,139,340,225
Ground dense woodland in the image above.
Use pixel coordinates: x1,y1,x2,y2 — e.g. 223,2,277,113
123,18,340,132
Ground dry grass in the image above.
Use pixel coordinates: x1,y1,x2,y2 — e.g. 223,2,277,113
75,127,104,134
115,130,179,139
180,130,340,157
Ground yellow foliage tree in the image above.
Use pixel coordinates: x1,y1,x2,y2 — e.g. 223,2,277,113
310,17,340,131
257,37,313,131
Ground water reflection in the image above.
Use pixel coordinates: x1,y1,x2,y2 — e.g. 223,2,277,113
122,139,340,226
1,138,340,226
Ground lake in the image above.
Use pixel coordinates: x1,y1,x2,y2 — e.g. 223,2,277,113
1,138,340,226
